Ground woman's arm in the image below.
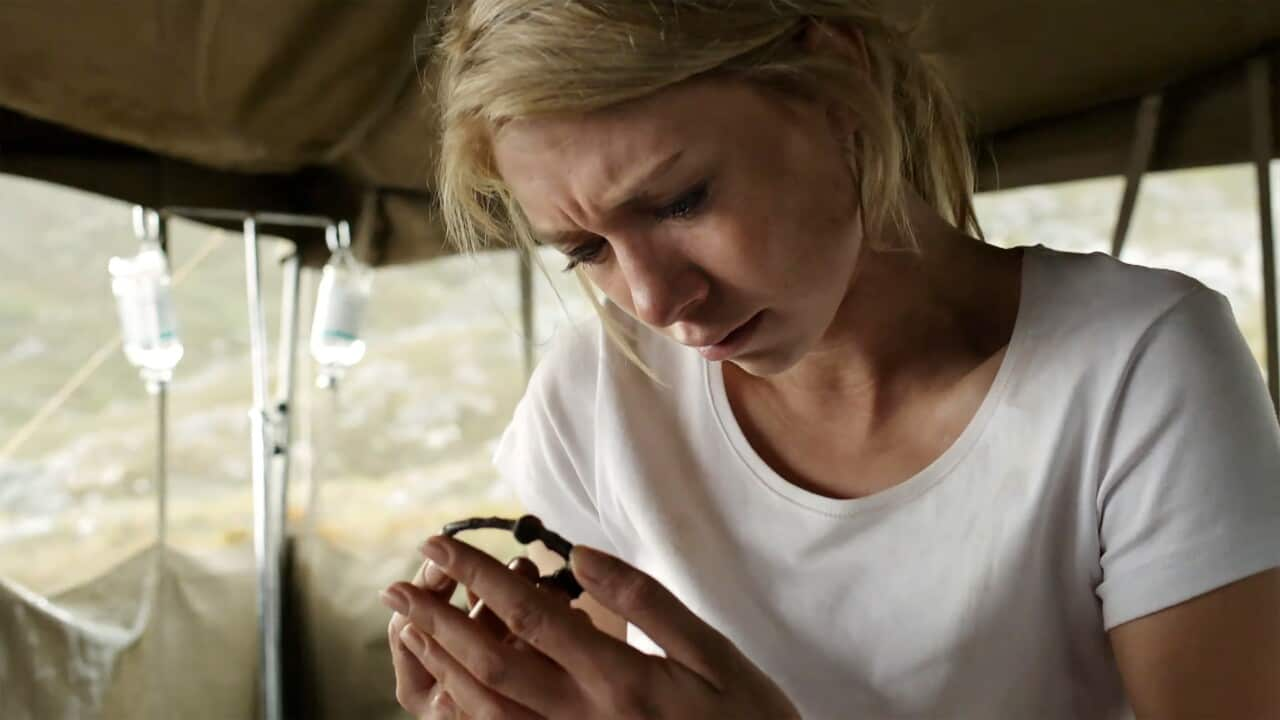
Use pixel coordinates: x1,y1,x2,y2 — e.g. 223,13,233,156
1110,568,1280,718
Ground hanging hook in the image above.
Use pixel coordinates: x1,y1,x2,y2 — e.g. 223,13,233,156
337,220,352,250
131,205,161,243
132,205,148,240
324,223,341,254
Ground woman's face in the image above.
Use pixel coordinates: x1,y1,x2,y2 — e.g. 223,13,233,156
492,77,864,376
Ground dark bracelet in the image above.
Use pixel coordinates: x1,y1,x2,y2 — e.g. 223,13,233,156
441,514,583,600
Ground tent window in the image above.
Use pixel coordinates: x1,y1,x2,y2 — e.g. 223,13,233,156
976,163,1274,381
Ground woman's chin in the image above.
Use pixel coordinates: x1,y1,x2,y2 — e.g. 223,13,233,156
726,346,800,378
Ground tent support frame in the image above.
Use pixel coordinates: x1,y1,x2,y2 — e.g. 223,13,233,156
519,248,535,379
1110,60,1278,417
159,207,337,720
1248,56,1280,415
1112,93,1164,258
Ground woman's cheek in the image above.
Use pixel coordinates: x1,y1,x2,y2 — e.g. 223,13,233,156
587,267,636,316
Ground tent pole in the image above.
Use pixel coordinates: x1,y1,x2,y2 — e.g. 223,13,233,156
1249,56,1279,415
161,205,335,720
274,248,301,564
244,217,284,720
299,267,324,537
149,377,170,720
1112,93,1163,258
520,248,535,379
152,212,171,720
154,213,171,551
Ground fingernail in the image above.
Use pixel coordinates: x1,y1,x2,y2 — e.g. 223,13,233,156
420,537,450,566
380,586,409,615
399,624,426,654
422,561,449,591
430,689,456,711
569,545,607,584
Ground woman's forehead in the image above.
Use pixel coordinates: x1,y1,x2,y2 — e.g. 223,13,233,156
492,78,786,186
495,87,692,159
493,116,690,238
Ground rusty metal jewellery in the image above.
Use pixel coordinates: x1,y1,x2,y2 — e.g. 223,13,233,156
441,514,583,599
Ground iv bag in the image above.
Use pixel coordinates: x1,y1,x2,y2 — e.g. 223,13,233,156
310,247,372,384
109,209,183,387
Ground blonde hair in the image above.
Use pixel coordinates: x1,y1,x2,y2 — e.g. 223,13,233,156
427,0,980,362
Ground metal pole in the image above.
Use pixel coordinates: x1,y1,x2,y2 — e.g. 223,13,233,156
243,217,283,720
154,212,171,549
298,267,323,536
154,205,326,719
148,378,169,720
1112,93,1163,258
272,249,301,591
144,208,171,720
1249,56,1279,415
154,385,167,543
519,249,535,378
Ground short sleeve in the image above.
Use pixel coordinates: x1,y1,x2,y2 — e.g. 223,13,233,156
492,341,617,555
1096,287,1280,629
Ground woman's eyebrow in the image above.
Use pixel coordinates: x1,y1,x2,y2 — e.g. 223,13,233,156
534,228,598,249
602,149,685,212
531,149,687,247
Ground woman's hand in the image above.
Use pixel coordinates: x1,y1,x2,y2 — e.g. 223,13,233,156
380,535,800,719
385,553,541,718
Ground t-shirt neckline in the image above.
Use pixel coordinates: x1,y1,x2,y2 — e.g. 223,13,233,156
705,246,1042,516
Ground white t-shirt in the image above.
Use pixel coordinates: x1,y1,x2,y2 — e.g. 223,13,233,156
494,245,1280,719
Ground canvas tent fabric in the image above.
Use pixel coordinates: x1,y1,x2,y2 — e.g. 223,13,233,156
0,538,426,720
0,546,260,719
0,0,1277,265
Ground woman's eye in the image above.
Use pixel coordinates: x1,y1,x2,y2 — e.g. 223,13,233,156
656,182,708,220
562,238,608,272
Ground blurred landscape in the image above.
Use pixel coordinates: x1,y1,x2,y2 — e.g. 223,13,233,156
0,163,1273,594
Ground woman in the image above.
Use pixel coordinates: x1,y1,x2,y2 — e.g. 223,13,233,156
379,1,1280,717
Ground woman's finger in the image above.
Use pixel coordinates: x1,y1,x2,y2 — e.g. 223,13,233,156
392,580,575,716
422,685,462,720
387,551,474,716
413,557,458,597
401,625,543,720
420,536,639,682
388,556,457,715
569,544,734,684
468,556,541,638
388,615,437,714
387,555,549,715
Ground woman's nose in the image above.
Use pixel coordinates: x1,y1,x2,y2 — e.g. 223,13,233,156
616,242,707,328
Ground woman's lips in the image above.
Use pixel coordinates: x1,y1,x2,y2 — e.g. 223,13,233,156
696,311,763,361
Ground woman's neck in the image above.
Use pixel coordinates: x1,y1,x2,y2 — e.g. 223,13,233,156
728,198,1020,440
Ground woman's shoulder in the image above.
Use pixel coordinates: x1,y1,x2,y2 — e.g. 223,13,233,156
1025,244,1219,344
1017,245,1265,427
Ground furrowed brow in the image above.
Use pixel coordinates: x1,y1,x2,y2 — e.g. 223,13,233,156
603,149,685,212
533,228,599,249
531,149,686,246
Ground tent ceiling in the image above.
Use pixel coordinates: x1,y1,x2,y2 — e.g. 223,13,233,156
0,1,1277,265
